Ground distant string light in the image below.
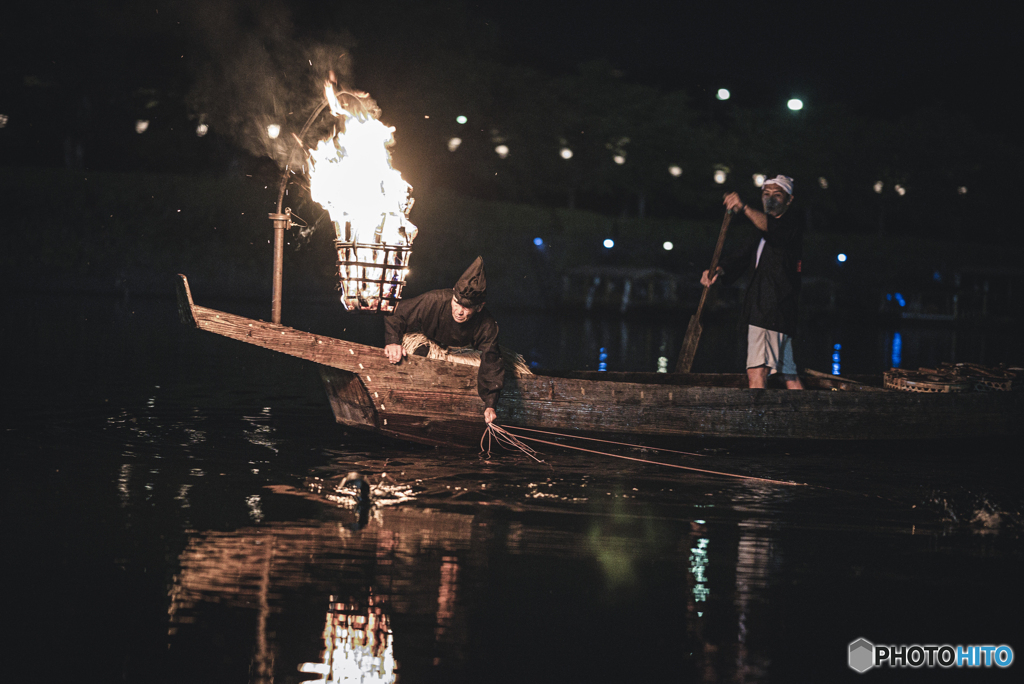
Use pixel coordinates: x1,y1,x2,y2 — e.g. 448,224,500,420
135,119,150,134
895,184,906,196
456,115,468,124
716,88,731,101
603,238,614,249
873,181,884,194
753,174,765,187
613,155,625,165
787,98,804,111
0,113,8,129
560,147,574,160
837,253,847,263
663,241,674,251
447,137,462,152
495,144,509,159
668,165,683,177
958,186,968,195
267,124,281,139
195,123,209,137
818,177,828,189
714,169,727,184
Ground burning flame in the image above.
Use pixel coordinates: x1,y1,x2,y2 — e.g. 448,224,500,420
308,82,417,311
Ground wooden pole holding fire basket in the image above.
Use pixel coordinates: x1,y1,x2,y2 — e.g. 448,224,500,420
269,209,291,324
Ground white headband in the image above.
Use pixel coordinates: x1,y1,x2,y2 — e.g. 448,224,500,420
763,175,794,195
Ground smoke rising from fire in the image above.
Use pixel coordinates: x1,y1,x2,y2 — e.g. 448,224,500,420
182,0,356,168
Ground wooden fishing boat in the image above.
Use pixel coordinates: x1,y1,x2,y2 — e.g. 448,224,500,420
177,275,1022,448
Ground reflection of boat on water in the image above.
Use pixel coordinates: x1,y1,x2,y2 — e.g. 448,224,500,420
177,274,1022,447
165,487,766,682
167,508,475,683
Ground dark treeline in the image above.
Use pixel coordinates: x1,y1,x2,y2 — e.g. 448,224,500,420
1,0,1013,242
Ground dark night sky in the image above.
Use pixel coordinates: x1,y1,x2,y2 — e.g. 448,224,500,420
2,0,1019,169
5,1,1016,120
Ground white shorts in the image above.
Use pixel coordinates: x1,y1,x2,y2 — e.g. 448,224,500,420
747,325,798,375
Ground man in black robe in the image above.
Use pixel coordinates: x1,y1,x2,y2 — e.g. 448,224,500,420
384,256,504,422
702,175,804,389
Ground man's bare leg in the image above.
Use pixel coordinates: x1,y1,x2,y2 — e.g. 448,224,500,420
747,366,769,388
780,373,804,390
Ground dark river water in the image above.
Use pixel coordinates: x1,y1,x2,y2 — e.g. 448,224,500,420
3,292,1021,683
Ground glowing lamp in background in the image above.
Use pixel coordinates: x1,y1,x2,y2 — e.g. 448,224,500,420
495,144,509,159
135,119,149,134
895,184,906,196
196,123,209,137
456,115,468,124
603,239,614,249
267,124,281,139
668,165,683,177
714,169,727,184
716,88,731,101
837,253,847,263
560,147,574,160
533,237,544,247
663,241,674,251
447,137,462,152
753,174,765,187
787,98,804,111
873,181,884,194
613,155,626,165
958,186,968,195
0,113,8,128
818,177,828,189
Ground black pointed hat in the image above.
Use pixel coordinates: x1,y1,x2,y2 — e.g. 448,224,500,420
454,256,486,306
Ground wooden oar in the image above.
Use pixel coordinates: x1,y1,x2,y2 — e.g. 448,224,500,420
675,209,733,373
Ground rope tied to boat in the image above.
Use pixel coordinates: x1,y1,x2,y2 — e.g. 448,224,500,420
492,424,805,487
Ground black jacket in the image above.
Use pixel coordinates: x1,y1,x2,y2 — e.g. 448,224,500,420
384,288,504,409
719,210,803,336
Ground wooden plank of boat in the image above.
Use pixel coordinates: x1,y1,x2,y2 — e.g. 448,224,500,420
177,275,1022,447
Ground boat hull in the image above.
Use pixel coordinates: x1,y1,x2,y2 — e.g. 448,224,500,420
178,275,1023,448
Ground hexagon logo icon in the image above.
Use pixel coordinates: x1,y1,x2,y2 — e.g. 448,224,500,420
848,638,875,673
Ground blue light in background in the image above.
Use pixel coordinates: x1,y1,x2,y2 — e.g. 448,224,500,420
598,346,608,372
894,293,906,307
933,270,942,282
886,293,893,301
533,237,544,247
837,253,847,263
831,343,842,375
891,332,902,368
603,238,615,249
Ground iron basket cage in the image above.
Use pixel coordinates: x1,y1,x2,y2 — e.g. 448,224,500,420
335,241,412,314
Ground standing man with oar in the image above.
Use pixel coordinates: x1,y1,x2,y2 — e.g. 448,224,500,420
702,175,804,389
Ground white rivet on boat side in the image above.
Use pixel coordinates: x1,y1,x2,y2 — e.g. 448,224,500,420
669,392,673,401
383,419,387,425
374,392,379,398
359,363,364,369
349,349,354,354
380,404,386,411
641,391,644,399
581,388,585,395
366,376,371,383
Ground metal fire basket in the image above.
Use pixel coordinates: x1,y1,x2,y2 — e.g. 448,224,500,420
335,240,412,313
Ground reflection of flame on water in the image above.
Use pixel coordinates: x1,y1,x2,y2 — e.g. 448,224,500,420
299,594,397,684
307,82,417,312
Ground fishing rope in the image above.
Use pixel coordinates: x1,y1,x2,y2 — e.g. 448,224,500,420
501,425,708,458
491,425,804,487
481,423,545,463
